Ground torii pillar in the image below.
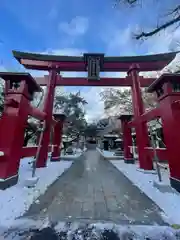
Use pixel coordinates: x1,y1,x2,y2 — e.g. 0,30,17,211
51,112,66,161
119,115,134,164
128,64,153,170
36,69,58,168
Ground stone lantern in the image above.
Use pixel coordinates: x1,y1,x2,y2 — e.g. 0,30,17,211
0,72,41,189
114,138,123,156
148,73,180,102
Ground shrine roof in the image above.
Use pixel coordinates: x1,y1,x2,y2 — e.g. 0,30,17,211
12,50,178,72
0,72,41,92
147,73,180,93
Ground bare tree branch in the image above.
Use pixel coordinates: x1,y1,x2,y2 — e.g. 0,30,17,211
117,0,140,6
115,1,180,39
135,15,180,40
167,4,180,17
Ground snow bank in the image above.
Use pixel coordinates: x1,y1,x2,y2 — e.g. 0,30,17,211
0,157,72,226
97,148,123,160
110,160,180,225
96,148,113,157
3,220,180,240
61,152,82,159
102,150,115,157
59,147,86,160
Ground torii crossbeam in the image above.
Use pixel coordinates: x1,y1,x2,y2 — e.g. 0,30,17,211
35,75,155,87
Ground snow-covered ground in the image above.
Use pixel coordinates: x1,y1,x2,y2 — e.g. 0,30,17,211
0,157,72,226
2,219,180,240
100,150,114,157
96,148,123,159
110,160,180,225
60,152,82,159
60,147,86,159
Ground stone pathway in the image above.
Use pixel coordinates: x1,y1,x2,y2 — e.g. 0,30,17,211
24,147,166,225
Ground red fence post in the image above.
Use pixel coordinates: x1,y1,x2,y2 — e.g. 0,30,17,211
120,115,134,164
51,121,62,161
36,69,57,168
51,113,66,161
128,64,153,170
0,73,40,189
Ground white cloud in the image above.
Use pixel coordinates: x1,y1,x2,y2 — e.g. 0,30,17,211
103,23,180,57
102,25,140,56
48,7,58,20
81,87,105,123
59,16,89,36
0,65,7,72
144,28,180,54
47,48,85,56
101,72,127,78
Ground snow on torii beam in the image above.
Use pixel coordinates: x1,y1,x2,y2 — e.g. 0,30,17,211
12,50,178,72
35,75,155,87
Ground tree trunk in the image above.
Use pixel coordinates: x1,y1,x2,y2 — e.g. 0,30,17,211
23,134,33,146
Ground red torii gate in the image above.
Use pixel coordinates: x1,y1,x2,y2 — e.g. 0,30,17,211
0,50,179,191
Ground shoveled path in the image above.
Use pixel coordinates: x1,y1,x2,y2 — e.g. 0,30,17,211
24,146,166,225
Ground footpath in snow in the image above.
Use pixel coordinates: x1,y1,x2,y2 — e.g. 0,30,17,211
110,159,180,225
0,157,72,226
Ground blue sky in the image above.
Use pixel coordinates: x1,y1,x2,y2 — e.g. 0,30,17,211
0,0,180,121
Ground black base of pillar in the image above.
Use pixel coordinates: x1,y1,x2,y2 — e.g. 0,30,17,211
170,177,180,193
50,156,60,162
0,175,18,190
124,158,135,164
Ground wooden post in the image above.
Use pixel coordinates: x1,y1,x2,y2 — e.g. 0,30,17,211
128,64,153,170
